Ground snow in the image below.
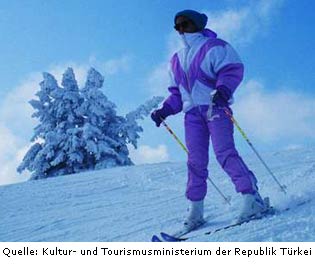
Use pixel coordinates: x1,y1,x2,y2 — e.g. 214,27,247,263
1,146,315,242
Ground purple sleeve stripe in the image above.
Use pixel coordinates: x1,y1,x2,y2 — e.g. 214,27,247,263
188,39,226,89
197,69,217,88
216,63,244,94
163,86,183,114
171,54,189,90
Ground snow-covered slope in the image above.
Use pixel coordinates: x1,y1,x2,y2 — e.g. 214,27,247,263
1,147,315,242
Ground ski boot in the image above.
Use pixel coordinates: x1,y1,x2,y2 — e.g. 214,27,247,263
237,191,271,224
183,200,206,231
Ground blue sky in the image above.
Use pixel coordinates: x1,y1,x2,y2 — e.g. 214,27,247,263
1,0,315,185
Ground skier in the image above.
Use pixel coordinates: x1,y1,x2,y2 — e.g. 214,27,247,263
151,9,269,231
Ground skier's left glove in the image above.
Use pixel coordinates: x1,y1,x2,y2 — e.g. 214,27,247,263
151,103,173,127
213,86,231,107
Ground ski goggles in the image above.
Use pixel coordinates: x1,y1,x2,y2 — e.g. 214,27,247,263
174,20,191,31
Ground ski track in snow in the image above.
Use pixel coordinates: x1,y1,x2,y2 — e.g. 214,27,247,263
0,147,315,241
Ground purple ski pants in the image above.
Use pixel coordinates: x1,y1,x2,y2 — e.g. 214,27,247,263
185,106,257,201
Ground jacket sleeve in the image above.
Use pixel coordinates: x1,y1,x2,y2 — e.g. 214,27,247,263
210,43,244,97
162,65,183,115
163,87,183,115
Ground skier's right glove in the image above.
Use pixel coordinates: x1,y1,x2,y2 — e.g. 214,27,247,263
151,104,173,127
213,85,231,107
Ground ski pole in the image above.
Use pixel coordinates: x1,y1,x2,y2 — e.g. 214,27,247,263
223,108,287,194
160,119,231,205
161,119,189,155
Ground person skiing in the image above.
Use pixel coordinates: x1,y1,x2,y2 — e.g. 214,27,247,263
151,9,269,231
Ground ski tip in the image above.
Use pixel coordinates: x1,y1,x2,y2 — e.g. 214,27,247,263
151,235,162,242
160,232,186,242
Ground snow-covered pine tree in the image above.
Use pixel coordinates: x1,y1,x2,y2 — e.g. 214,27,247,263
123,96,164,149
17,68,83,179
18,67,164,179
76,68,132,169
17,72,59,179
50,68,84,175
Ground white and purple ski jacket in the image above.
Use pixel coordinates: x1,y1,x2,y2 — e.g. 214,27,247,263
164,28,244,114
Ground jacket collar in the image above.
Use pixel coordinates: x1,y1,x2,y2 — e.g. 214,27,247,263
180,28,217,48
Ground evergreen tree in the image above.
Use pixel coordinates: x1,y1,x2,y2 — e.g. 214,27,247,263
77,68,132,169
123,96,164,148
18,68,83,179
18,67,163,179
17,72,60,179
50,68,84,175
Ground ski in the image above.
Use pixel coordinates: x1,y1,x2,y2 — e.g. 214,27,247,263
160,232,187,242
151,208,274,242
151,220,209,242
204,212,273,236
202,199,311,237
151,197,272,242
151,198,311,242
151,232,190,242
151,235,163,242
151,224,204,242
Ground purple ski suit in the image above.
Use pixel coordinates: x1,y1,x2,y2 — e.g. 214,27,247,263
161,29,258,201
